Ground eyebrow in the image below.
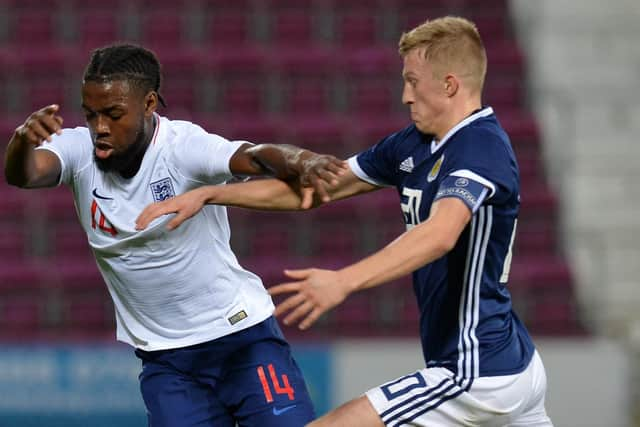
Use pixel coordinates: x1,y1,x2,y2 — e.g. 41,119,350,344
81,104,125,114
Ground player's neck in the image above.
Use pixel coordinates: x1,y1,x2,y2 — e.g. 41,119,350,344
435,98,482,141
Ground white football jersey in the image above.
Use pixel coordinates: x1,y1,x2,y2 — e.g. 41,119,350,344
38,115,274,351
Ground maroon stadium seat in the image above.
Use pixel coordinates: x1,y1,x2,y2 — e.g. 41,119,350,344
0,296,43,330
207,10,253,46
270,11,315,46
140,10,187,50
77,10,120,51
335,14,380,48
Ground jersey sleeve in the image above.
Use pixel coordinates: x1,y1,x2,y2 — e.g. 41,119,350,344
173,125,246,185
35,127,92,186
434,125,517,212
349,128,410,187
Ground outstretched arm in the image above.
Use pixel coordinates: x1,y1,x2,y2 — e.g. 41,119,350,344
229,143,348,207
270,196,472,329
135,166,378,230
4,105,64,188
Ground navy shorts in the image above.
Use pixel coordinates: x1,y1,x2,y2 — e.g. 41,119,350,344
134,316,315,427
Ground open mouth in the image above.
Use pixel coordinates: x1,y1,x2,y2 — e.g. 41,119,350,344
94,141,114,159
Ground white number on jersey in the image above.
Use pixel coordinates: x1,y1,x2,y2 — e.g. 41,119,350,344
499,219,517,283
401,187,423,230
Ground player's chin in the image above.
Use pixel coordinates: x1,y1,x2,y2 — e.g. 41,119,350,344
413,121,430,134
94,153,119,172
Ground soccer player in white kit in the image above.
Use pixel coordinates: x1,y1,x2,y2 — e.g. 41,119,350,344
3,44,346,426
135,17,554,427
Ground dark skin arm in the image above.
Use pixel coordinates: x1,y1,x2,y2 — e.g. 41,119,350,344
4,104,64,188
228,143,348,208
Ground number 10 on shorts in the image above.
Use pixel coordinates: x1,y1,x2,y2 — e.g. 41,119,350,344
257,364,295,402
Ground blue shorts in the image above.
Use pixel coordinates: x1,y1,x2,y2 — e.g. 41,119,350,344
134,316,315,427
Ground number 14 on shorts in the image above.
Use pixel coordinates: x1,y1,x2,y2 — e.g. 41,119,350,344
257,364,295,402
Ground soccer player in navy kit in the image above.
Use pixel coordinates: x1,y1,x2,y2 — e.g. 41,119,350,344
3,44,349,426
136,17,553,426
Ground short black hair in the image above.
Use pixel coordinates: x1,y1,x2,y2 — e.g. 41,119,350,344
83,43,166,107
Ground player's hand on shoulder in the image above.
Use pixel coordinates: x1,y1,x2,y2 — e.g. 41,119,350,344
16,104,64,146
298,152,348,208
135,187,209,231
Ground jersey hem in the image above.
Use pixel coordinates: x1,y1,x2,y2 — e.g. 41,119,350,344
117,310,274,351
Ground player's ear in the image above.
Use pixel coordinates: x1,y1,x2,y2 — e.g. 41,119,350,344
444,74,459,97
144,91,158,116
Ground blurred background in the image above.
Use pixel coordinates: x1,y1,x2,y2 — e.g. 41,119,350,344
0,0,637,426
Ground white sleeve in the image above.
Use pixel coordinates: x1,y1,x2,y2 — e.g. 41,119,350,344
35,127,92,186
173,126,246,185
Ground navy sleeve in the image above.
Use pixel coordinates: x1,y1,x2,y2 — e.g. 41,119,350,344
438,124,518,207
352,125,414,187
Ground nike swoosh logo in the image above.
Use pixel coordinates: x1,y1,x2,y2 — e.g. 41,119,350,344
272,404,297,416
92,188,113,200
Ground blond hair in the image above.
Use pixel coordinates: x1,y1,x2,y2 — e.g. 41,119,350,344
398,16,487,94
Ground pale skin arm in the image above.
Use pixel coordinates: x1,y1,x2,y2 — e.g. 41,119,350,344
4,104,64,188
270,196,472,330
135,167,378,230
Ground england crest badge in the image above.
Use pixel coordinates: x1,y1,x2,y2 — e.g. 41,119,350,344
150,177,175,202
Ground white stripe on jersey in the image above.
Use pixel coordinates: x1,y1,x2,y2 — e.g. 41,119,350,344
456,205,493,388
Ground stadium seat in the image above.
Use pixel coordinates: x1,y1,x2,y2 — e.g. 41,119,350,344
278,115,350,157
485,40,524,78
515,223,558,257
333,294,376,335
221,115,280,143
310,224,360,257
207,10,253,45
9,10,58,48
472,15,510,42
49,225,92,258
140,10,187,50
76,10,121,51
0,262,43,289
40,186,78,222
0,297,43,330
346,80,399,115
0,185,28,222
24,79,71,114
244,220,296,257
63,294,113,331
527,300,583,335
45,257,104,290
0,228,28,259
335,14,380,48
219,80,266,114
268,47,337,114
484,80,523,111
270,11,315,46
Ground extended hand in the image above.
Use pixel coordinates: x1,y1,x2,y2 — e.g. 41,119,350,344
135,187,208,230
16,104,64,145
268,268,351,330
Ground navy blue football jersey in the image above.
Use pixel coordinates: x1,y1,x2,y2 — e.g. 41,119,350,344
349,107,534,384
